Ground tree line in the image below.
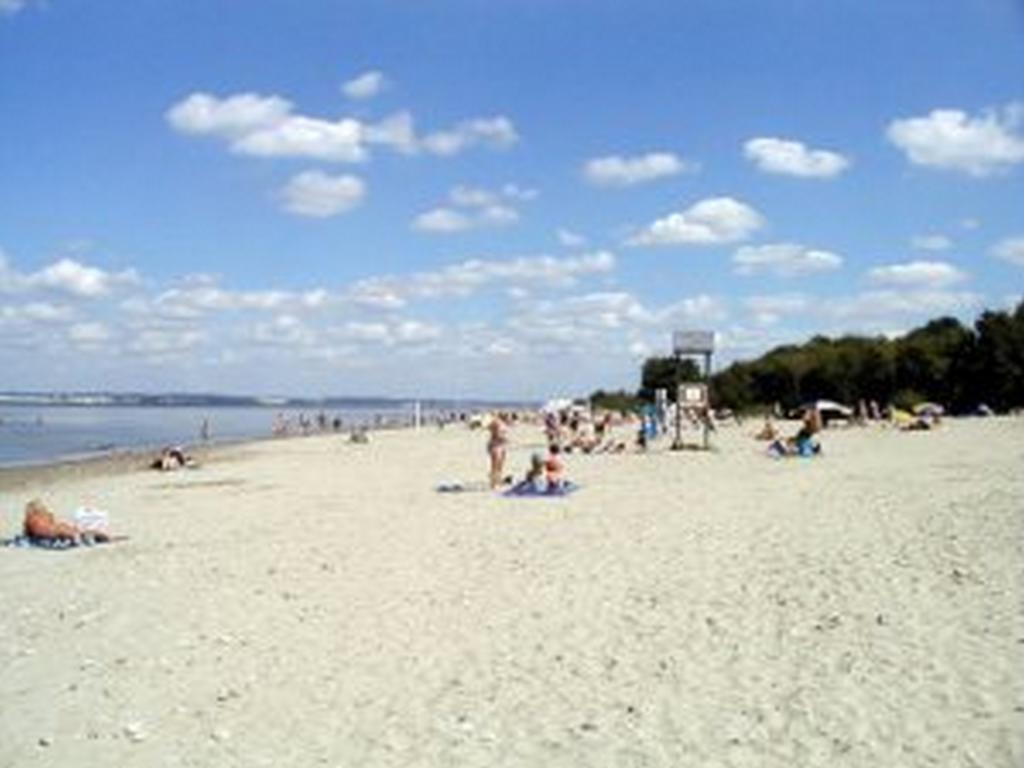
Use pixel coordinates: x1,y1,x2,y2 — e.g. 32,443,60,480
591,301,1024,414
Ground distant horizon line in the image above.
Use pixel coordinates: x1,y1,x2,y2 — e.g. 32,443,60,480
0,390,540,407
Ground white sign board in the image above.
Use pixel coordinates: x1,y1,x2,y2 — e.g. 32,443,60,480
678,383,708,407
673,330,714,355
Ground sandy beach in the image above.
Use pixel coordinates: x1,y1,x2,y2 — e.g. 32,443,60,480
1,418,1022,767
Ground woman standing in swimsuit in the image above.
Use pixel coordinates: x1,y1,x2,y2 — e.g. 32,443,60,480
487,412,510,488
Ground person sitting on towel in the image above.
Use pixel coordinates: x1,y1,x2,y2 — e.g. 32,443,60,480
544,444,567,489
769,409,822,457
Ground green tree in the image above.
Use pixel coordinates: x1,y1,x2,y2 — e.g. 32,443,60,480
638,356,702,402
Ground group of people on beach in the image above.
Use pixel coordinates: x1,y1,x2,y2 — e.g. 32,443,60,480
487,411,569,494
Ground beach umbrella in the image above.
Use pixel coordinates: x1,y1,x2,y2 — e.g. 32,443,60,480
801,399,853,417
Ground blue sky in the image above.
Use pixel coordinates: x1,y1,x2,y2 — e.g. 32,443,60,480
1,1,1023,399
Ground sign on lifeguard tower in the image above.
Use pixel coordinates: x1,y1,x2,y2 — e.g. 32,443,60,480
679,383,708,407
673,330,714,355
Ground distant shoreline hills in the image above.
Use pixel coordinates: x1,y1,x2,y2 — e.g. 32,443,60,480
0,392,535,409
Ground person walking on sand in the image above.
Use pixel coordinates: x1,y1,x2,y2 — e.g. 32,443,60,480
487,412,510,489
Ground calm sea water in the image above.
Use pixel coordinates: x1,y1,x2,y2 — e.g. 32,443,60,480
0,403,426,466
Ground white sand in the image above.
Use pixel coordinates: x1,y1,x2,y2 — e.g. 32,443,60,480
1,418,1022,767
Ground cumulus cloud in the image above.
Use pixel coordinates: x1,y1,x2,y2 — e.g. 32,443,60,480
412,208,474,233
828,289,981,320
867,260,967,287
628,196,764,247
0,302,74,323
732,243,843,277
886,103,1024,176
910,234,952,251
348,251,616,308
743,137,850,178
743,287,981,329
342,70,388,100
413,183,533,233
0,256,139,299
123,275,329,320
991,236,1024,266
583,152,695,187
420,116,519,156
68,322,112,346
127,327,207,357
167,91,518,162
281,171,366,217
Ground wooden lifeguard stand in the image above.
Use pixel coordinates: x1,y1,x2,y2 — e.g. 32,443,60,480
670,329,714,451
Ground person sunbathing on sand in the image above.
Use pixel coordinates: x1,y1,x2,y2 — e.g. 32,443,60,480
151,446,197,471
23,499,110,544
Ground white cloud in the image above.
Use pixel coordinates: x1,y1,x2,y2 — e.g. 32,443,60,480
628,196,764,246
413,183,532,234
394,320,441,343
232,114,367,163
886,103,1024,176
910,234,952,251
167,92,518,162
449,185,498,208
25,258,139,298
867,260,967,287
412,208,473,233
127,327,207,357
348,251,616,307
363,111,417,154
501,183,538,201
583,152,695,187
68,322,112,345
124,275,329,320
246,314,316,347
421,116,519,155
733,243,843,277
743,137,850,178
342,70,388,100
166,92,294,139
557,228,587,248
828,289,981,320
0,302,73,323
281,171,366,217
991,236,1024,266
334,321,391,343
479,205,519,226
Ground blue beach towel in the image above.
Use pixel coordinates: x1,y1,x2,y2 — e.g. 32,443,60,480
503,481,579,498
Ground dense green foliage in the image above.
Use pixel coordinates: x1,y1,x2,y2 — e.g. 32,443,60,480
709,303,1024,413
589,389,643,413
599,302,1024,414
638,357,702,402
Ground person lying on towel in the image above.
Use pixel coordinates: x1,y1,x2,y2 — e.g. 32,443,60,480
23,499,110,544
